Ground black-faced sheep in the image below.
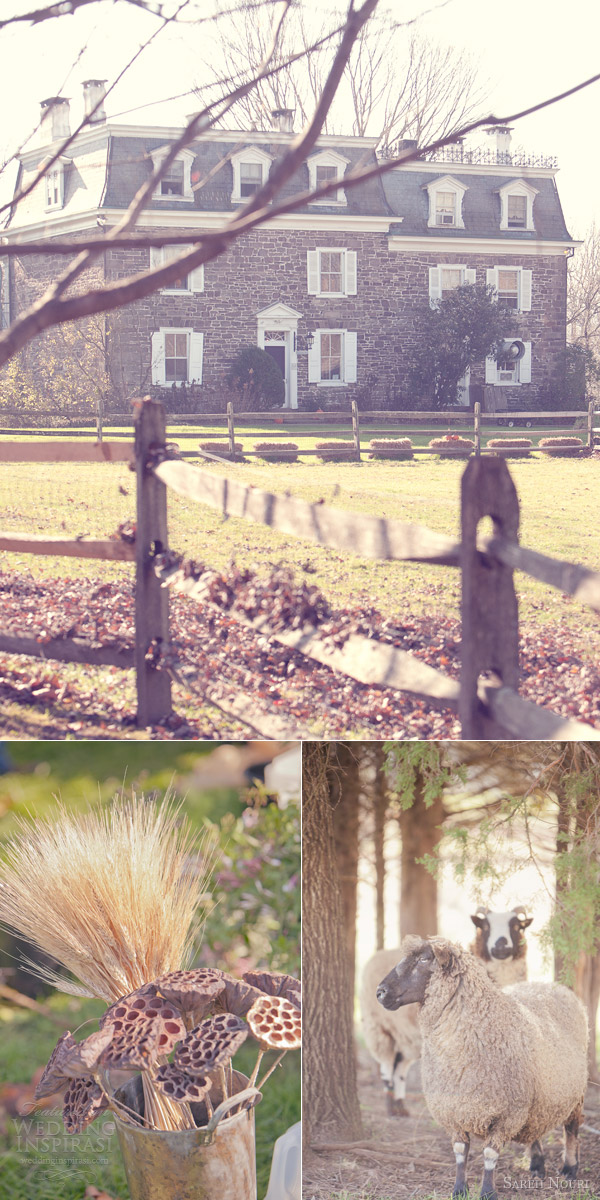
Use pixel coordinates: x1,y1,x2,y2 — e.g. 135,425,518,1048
470,906,532,985
362,909,532,1117
376,936,588,1200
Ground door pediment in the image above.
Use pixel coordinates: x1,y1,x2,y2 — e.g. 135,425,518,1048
257,302,303,324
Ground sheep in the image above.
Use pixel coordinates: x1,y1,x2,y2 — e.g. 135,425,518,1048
376,936,588,1200
470,906,533,986
361,909,533,1117
360,948,421,1116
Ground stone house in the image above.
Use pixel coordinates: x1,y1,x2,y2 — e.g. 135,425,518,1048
1,83,576,410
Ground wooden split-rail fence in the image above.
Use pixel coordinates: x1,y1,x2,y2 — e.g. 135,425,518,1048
0,398,598,738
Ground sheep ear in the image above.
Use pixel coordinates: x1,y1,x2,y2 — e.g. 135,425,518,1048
432,943,454,969
518,915,533,929
470,911,486,929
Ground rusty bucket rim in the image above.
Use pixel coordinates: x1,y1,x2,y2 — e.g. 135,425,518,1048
111,1070,260,1141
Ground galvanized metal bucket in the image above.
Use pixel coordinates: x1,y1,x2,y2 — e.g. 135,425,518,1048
113,1069,259,1200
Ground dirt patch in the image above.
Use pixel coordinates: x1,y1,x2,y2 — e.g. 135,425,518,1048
303,1047,600,1200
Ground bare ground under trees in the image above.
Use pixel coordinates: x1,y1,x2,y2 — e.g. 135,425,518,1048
303,1046,600,1200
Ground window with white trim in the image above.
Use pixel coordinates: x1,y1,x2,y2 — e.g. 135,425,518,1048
486,340,531,386
150,147,195,201
426,176,468,230
307,248,357,297
498,180,538,232
486,266,532,312
230,147,272,203
307,149,349,205
429,264,476,304
149,245,204,293
307,329,357,385
45,166,65,210
151,328,204,386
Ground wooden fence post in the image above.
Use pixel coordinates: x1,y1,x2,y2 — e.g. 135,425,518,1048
460,455,520,737
588,400,595,450
227,402,236,458
352,400,361,463
473,401,481,456
134,398,172,727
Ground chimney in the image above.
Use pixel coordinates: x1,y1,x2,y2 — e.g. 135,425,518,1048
486,125,513,162
39,97,71,143
83,79,107,123
271,108,294,134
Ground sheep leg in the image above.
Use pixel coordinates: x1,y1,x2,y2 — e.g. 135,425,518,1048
529,1140,545,1179
452,1133,470,1198
561,1104,582,1180
480,1145,500,1200
380,1052,410,1117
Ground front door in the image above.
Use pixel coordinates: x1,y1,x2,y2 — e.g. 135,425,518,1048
263,331,288,403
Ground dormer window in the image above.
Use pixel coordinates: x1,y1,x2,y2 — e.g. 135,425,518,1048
498,179,538,232
435,191,456,226
425,176,468,230
150,147,195,201
307,149,349,205
230,146,272,204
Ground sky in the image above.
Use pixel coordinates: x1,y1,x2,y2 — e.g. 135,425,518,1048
1,0,599,238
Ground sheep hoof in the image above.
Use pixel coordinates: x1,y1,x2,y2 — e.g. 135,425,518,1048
481,1191,497,1200
452,1186,469,1198
529,1157,545,1179
560,1164,578,1180
386,1095,409,1117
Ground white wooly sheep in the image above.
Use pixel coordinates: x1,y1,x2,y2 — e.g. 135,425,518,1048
361,909,533,1116
376,936,588,1200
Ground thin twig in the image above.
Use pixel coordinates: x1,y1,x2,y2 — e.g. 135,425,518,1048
256,1048,286,1088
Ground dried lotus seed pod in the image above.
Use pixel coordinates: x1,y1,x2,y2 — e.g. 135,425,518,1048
60,1026,116,1077
214,973,264,1017
99,983,158,1029
243,970,301,1006
246,995,301,1050
35,1031,77,1100
154,1063,211,1103
63,1075,109,1133
154,968,225,1020
175,1013,247,1075
100,996,185,1069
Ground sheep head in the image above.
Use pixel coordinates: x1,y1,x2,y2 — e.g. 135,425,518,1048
376,937,464,1009
470,908,533,961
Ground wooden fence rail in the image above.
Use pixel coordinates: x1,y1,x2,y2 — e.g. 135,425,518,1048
0,396,598,739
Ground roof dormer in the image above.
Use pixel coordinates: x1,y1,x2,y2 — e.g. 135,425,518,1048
307,149,349,205
497,178,538,232
149,146,196,201
425,175,468,229
230,146,273,204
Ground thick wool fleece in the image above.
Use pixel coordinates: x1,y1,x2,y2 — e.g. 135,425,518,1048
363,931,528,1086
361,948,421,1083
414,938,588,1151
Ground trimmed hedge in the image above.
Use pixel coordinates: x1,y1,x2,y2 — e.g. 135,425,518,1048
199,440,244,459
253,441,300,462
428,435,474,457
369,437,414,460
315,440,356,462
486,437,533,457
538,436,585,457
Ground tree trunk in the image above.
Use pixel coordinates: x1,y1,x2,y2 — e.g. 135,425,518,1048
373,745,387,950
328,743,360,996
302,743,363,1145
398,779,443,940
575,949,600,1081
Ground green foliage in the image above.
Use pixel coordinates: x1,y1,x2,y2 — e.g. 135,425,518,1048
0,319,114,422
539,342,600,410
226,345,285,411
382,743,463,810
407,284,519,408
201,797,300,977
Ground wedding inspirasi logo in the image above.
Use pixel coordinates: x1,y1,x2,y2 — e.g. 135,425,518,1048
12,1111,116,1186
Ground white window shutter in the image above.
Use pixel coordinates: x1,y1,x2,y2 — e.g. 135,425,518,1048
344,332,357,383
189,332,204,383
151,332,165,385
307,250,320,295
307,335,321,382
429,266,441,305
520,269,532,312
465,268,476,285
190,263,204,292
150,246,162,270
345,250,357,295
485,355,497,384
519,341,532,384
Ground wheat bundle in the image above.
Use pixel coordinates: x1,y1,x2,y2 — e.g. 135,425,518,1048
0,792,214,1130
